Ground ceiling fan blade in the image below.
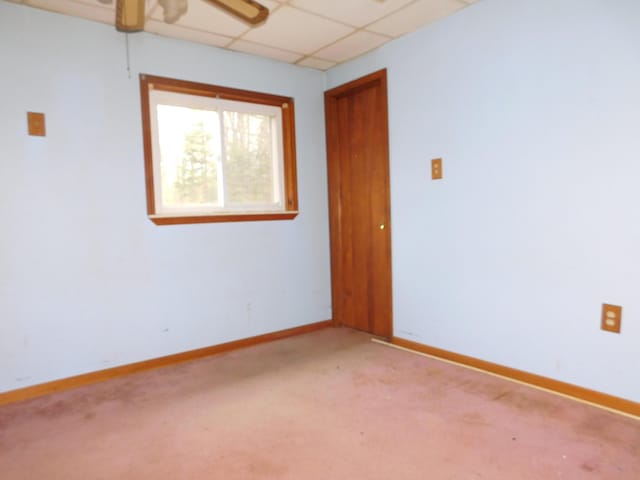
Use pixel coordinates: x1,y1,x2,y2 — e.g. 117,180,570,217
116,0,145,32
205,0,269,25
158,0,188,23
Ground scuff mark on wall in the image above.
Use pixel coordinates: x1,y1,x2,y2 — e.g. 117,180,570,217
396,330,418,338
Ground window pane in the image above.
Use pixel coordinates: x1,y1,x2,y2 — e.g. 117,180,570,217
156,105,221,208
223,111,276,205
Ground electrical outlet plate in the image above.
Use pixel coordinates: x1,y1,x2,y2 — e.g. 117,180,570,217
601,303,622,333
431,158,442,180
27,112,46,136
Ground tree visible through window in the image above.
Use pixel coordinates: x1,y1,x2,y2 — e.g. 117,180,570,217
224,111,274,205
140,74,298,225
172,116,219,206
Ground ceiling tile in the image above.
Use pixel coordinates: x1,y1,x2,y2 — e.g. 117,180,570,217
314,31,388,63
145,19,232,48
367,0,464,37
241,5,354,55
25,0,114,25
296,57,336,71
229,40,303,64
290,0,414,28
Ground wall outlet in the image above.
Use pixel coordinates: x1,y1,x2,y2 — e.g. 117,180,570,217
601,303,622,333
431,158,443,180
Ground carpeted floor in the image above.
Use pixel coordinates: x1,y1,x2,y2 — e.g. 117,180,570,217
0,327,638,479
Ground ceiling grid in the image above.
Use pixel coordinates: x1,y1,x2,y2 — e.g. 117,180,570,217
8,0,479,70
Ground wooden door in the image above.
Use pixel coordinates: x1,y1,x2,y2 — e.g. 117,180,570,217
324,69,392,339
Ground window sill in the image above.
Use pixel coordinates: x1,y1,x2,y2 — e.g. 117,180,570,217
148,211,299,225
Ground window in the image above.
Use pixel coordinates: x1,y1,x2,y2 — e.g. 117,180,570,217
139,74,298,225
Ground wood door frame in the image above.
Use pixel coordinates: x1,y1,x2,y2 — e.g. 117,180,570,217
324,69,393,338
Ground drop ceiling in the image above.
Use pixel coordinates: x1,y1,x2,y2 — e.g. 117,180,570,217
6,0,479,70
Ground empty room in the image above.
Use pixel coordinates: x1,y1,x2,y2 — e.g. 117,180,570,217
0,0,638,478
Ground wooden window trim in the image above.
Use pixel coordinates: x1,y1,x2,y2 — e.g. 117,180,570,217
139,74,299,225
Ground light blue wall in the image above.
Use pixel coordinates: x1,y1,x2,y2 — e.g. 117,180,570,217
0,2,331,392
3,0,639,403
328,0,640,401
